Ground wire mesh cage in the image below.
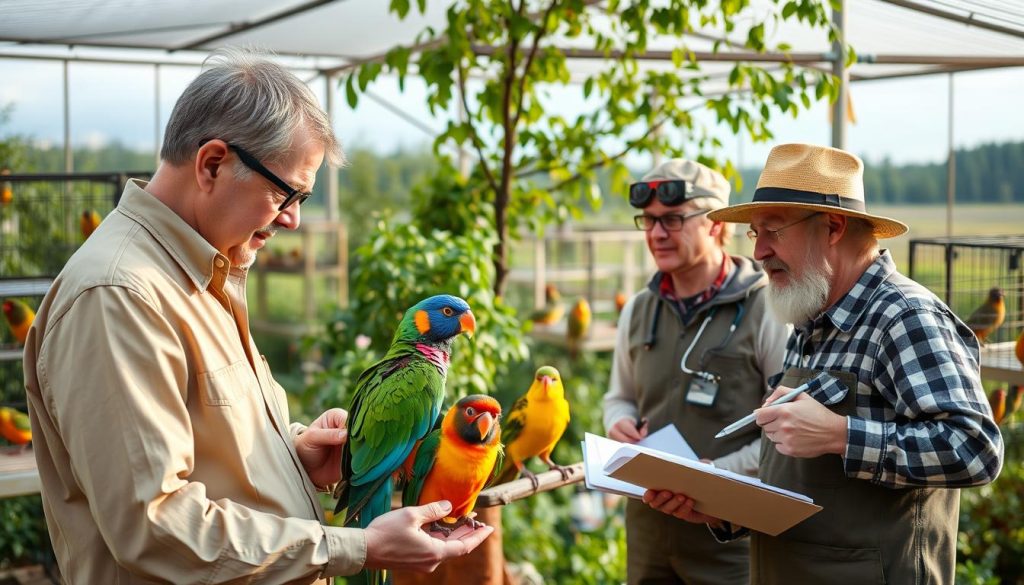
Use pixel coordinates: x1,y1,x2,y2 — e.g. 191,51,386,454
908,235,1024,384
0,173,149,279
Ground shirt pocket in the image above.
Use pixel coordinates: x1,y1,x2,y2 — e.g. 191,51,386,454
198,360,257,407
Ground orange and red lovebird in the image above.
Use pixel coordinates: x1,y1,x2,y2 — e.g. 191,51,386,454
966,287,1005,344
402,395,502,535
2,298,35,345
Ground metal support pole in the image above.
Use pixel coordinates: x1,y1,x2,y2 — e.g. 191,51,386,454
946,73,955,238
154,63,162,167
324,73,339,221
63,60,72,172
831,0,848,150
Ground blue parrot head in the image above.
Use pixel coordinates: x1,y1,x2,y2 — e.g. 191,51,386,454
398,294,475,345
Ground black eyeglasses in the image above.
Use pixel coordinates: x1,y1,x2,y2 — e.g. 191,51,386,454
629,180,691,208
228,143,312,212
634,209,709,231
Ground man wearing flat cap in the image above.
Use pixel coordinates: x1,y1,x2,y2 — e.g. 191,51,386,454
603,158,789,584
641,144,1003,584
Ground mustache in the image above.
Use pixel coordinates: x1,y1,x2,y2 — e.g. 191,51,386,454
762,257,789,272
256,225,278,238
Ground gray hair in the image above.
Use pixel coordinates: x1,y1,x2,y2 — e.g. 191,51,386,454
160,47,344,168
689,196,736,247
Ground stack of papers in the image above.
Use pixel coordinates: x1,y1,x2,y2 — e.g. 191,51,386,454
583,426,822,536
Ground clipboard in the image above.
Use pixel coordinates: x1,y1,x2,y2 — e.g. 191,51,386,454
604,442,822,536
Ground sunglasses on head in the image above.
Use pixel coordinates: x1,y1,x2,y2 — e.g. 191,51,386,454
629,180,690,208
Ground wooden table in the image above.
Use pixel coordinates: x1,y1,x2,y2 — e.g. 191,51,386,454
0,448,41,498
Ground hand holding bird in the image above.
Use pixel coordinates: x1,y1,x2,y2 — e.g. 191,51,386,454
402,395,502,535
491,366,572,490
334,294,476,585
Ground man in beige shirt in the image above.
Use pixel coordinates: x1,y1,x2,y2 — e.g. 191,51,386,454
22,48,491,584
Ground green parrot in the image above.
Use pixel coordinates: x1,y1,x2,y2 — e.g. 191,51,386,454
334,294,475,583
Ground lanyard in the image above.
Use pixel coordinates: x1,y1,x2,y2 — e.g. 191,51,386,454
679,302,746,379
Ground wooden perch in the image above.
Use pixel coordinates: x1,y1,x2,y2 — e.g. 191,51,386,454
476,462,585,508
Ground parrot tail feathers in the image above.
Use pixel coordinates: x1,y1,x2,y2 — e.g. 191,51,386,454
345,475,393,528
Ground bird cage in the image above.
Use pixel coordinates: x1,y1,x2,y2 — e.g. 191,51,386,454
0,172,147,279
908,235,1024,384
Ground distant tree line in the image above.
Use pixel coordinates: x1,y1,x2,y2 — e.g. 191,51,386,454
6,137,1023,213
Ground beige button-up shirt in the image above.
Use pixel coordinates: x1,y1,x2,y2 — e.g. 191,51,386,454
23,181,366,584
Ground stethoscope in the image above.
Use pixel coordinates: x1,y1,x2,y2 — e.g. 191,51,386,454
644,300,746,382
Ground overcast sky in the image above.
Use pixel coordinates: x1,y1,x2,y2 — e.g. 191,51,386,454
0,56,1021,169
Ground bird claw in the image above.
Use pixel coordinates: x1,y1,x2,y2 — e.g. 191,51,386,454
427,520,455,537
549,463,574,481
522,468,540,491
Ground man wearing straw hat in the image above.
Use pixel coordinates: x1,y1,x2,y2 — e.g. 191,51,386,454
641,143,1003,583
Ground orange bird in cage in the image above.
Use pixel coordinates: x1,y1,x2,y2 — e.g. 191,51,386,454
2,299,35,345
965,287,1005,344
1,168,11,205
81,209,102,240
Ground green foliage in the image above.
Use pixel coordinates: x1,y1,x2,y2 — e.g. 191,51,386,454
305,215,530,413
957,434,1024,584
343,0,837,294
0,496,50,569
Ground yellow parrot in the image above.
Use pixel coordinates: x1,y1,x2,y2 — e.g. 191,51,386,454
2,298,35,345
80,209,102,240
491,365,572,489
529,283,564,326
566,297,592,360
0,406,32,449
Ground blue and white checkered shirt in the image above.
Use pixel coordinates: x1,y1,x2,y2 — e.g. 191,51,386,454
776,250,1003,488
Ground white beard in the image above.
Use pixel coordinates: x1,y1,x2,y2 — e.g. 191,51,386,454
765,254,832,325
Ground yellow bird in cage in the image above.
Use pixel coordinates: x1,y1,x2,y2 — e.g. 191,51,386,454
81,209,102,240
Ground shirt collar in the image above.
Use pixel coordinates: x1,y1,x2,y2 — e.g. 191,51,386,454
115,179,232,292
812,250,896,333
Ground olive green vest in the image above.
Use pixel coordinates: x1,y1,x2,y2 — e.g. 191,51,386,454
752,367,959,585
624,280,773,585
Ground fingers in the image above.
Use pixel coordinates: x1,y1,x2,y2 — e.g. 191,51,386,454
417,500,453,524
609,418,645,443
301,426,348,446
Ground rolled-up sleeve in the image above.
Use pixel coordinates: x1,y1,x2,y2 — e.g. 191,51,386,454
36,285,364,582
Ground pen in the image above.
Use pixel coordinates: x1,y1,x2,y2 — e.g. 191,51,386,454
714,380,814,439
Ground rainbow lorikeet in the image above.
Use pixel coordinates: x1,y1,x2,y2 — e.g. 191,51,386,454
334,294,475,531
401,394,502,535
491,366,571,488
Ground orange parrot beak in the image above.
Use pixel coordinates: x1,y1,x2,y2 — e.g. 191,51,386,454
475,412,494,439
460,310,477,338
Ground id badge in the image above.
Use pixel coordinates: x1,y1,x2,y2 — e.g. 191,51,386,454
685,376,719,407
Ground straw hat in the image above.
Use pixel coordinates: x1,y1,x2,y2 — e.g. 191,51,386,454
707,143,908,238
